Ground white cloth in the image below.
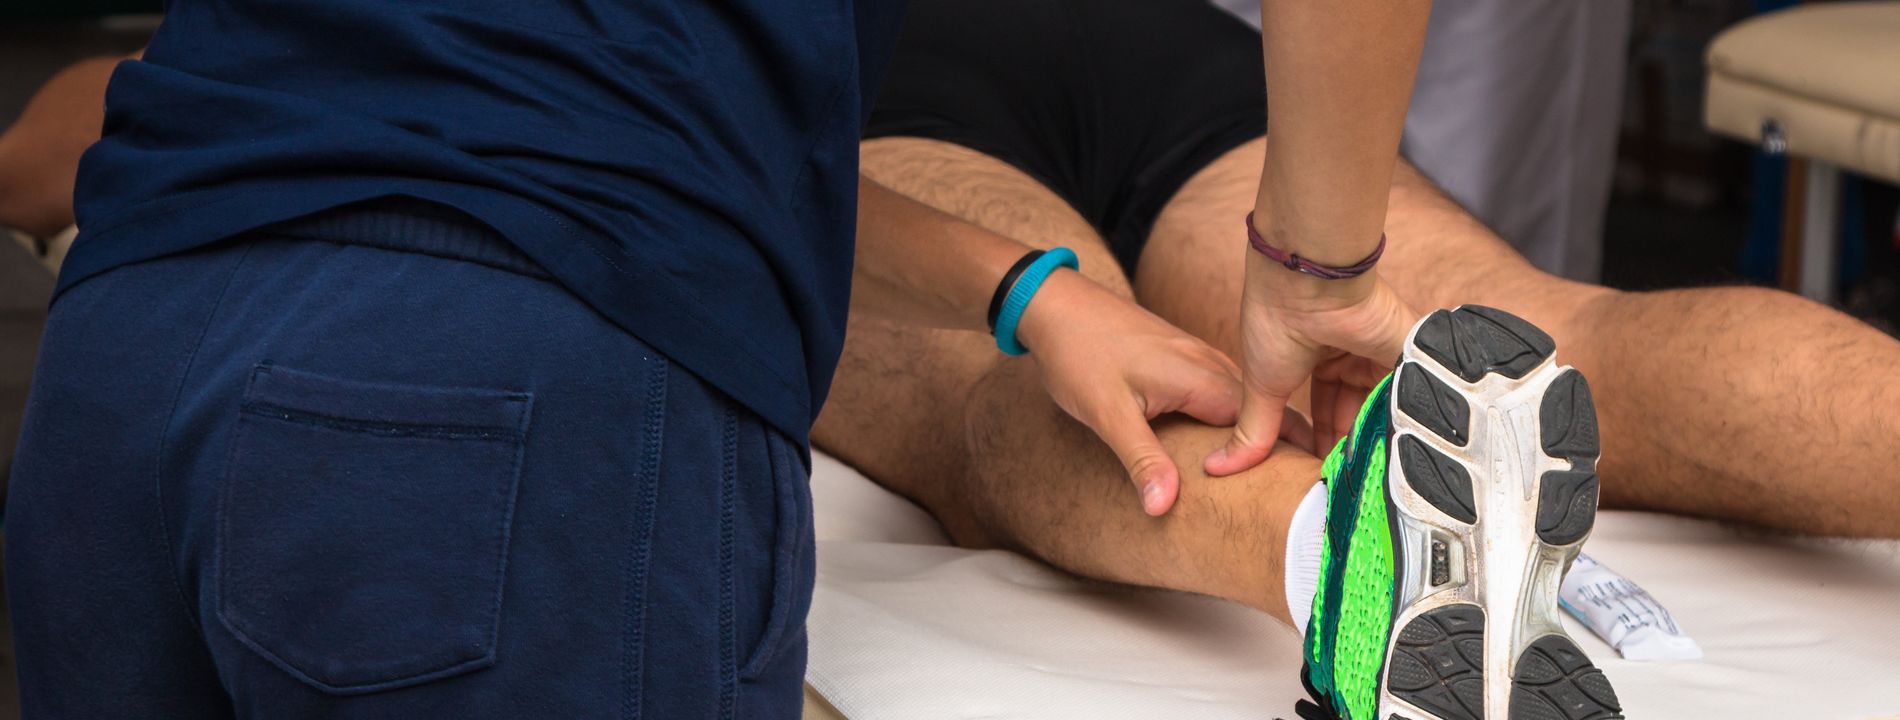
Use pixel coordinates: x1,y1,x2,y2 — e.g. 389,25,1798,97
1208,0,1632,281
805,451,1900,719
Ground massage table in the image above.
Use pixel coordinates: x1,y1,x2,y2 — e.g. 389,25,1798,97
1704,1,1900,303
800,452,1900,719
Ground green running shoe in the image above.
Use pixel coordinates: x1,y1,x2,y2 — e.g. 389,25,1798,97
1292,306,1623,720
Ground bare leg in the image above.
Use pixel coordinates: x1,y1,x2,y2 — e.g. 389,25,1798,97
815,138,1316,623
1142,137,1900,537
960,359,1317,622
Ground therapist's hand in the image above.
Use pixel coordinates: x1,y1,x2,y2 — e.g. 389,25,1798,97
1016,269,1243,516
1204,251,1419,476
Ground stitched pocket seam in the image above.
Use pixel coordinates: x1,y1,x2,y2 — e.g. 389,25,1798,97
717,401,739,716
621,356,669,720
241,401,526,442
737,426,809,680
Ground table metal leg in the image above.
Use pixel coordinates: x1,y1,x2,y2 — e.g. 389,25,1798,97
1799,159,1840,303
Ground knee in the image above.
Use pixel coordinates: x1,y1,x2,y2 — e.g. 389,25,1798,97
947,359,1057,549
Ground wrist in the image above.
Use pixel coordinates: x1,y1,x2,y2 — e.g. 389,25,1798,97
989,246,1083,355
1014,268,1089,352
1245,248,1380,313
985,249,1047,331
1245,214,1382,310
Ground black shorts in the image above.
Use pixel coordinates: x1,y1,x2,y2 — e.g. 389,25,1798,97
865,0,1268,272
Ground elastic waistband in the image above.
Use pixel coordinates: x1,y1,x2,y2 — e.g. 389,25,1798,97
256,196,550,279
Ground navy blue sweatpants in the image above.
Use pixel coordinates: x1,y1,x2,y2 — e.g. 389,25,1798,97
6,229,813,718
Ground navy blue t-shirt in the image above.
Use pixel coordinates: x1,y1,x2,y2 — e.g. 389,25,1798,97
62,0,907,446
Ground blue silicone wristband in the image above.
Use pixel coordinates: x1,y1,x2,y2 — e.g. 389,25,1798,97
992,246,1079,356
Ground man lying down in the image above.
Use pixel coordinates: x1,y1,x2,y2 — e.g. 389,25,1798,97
818,0,1900,718
2,3,1897,720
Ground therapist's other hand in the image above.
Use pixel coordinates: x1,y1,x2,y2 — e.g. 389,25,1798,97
1016,270,1242,516
1204,251,1419,476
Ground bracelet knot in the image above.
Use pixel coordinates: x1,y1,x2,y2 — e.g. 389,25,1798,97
1245,212,1385,280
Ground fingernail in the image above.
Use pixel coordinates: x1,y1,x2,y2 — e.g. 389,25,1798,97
1207,448,1228,467
1142,482,1165,515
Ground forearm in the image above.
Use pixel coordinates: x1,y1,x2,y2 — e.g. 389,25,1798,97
1253,0,1430,268
851,175,1036,331
0,54,128,236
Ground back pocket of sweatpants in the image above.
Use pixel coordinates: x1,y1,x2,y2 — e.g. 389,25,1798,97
216,363,532,695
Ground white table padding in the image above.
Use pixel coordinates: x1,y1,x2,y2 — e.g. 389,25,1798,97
804,452,1900,719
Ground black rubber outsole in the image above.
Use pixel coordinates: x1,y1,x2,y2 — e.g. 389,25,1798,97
1539,370,1600,467
1411,307,1555,383
1509,636,1624,720
1388,604,1487,720
1398,435,1477,525
1536,370,1601,546
1533,470,1599,547
1398,362,1472,447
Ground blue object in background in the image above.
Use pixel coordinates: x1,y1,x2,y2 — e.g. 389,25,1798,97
1744,150,1871,290
1743,151,1785,283
1741,0,1802,285
1842,176,1867,288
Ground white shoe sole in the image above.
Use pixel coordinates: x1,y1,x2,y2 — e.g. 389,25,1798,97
1377,306,1622,720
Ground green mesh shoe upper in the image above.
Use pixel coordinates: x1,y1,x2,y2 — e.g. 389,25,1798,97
1297,375,1396,720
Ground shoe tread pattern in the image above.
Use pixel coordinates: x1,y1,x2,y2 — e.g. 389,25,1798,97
1534,470,1599,546
1413,307,1555,383
1538,370,1600,469
1386,604,1486,720
1397,435,1477,524
1509,636,1622,720
1535,370,1601,546
1398,362,1471,446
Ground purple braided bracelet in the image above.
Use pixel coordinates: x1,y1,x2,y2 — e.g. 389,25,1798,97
1245,212,1385,280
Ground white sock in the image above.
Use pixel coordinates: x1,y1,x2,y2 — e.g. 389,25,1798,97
1283,481,1328,637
